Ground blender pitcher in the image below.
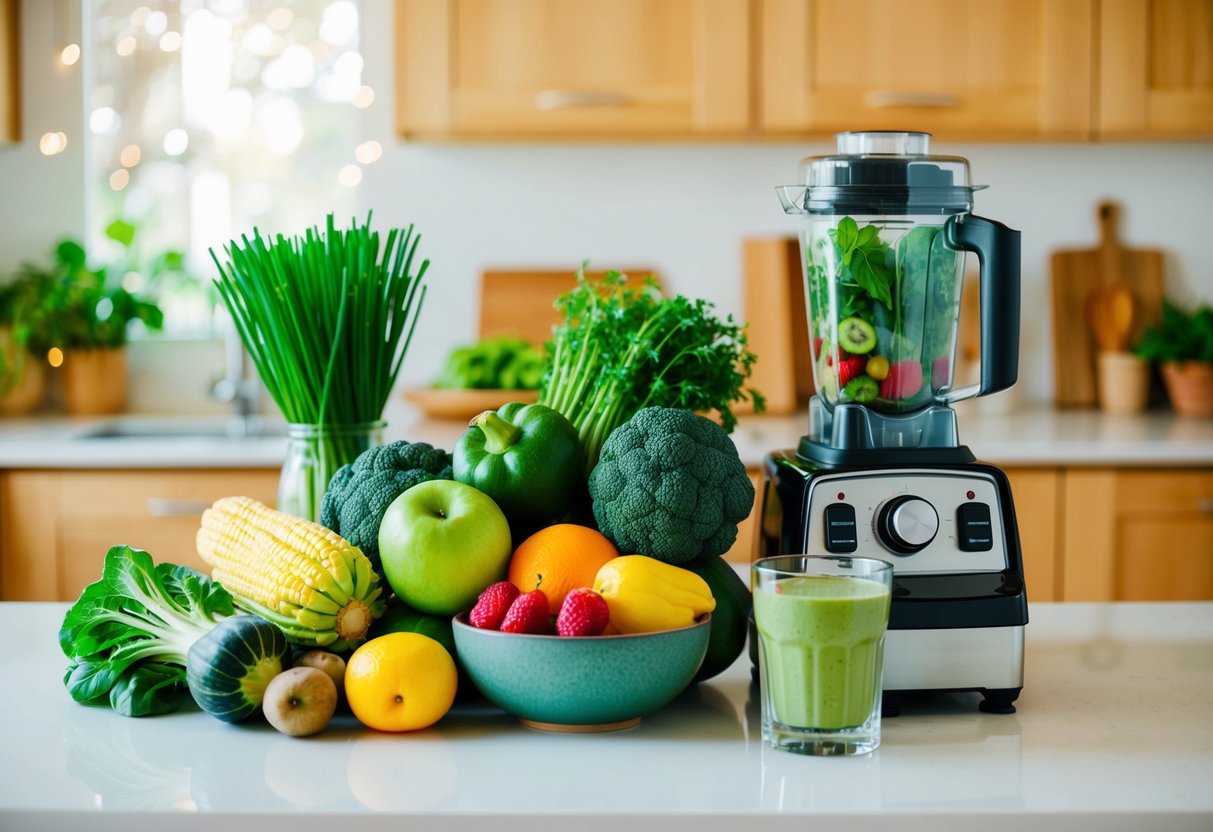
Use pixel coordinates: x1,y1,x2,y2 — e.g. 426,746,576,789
778,131,1020,461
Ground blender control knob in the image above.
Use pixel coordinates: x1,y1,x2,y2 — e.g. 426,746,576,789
876,496,939,554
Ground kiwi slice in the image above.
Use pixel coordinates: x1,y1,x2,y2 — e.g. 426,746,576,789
842,376,878,403
838,317,877,354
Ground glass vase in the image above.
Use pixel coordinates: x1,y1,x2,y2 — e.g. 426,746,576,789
278,421,386,522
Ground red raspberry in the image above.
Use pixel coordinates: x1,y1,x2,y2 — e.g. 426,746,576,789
555,588,610,637
880,359,924,400
500,590,550,634
837,355,867,387
469,581,521,630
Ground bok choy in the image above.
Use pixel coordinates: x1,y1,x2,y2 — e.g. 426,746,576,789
60,546,235,717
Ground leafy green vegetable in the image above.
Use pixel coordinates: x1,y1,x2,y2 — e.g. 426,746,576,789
60,546,235,717
434,335,544,390
1135,301,1213,363
830,217,894,311
538,268,764,474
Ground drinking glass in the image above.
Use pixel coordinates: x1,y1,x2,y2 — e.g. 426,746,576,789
752,555,893,756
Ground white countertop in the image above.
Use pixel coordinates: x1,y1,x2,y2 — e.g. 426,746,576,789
2,601,1211,831
1,401,1212,469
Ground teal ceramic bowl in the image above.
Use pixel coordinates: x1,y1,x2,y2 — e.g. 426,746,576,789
451,613,711,732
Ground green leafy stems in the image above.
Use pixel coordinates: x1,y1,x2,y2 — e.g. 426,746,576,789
539,267,764,475
210,214,429,518
59,546,235,717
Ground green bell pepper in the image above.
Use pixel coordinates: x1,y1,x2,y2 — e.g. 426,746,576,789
453,402,584,530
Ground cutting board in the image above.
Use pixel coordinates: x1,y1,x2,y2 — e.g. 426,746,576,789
741,238,814,414
479,268,661,347
1050,201,1165,409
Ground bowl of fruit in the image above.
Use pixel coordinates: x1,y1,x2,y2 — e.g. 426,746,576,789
452,564,714,732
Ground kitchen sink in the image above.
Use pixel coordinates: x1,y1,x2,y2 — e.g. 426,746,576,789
71,416,287,441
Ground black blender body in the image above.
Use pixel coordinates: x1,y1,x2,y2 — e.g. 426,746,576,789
762,131,1028,714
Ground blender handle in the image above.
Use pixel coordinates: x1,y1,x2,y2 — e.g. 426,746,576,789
945,214,1021,398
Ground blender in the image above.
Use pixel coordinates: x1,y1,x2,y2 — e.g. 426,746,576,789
759,131,1027,714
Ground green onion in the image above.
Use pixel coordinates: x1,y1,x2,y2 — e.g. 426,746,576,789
210,214,429,517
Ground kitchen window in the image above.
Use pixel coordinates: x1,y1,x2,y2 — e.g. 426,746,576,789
86,0,370,335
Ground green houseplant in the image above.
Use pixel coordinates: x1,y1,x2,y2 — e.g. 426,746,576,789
0,238,164,415
1134,300,1213,419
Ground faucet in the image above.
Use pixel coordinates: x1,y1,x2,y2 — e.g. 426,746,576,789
210,320,263,436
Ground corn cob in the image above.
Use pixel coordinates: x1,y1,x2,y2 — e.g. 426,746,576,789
197,496,386,650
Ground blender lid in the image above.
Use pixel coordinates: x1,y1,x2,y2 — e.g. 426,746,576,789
787,131,984,215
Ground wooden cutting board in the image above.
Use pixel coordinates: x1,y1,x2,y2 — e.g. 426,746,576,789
1050,201,1165,408
479,268,661,347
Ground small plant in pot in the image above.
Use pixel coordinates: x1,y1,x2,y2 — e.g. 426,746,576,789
1134,300,1213,419
2,239,164,415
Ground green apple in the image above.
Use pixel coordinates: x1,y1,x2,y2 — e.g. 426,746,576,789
378,479,512,616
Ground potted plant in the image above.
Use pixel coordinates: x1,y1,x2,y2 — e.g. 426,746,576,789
2,239,164,415
1134,300,1213,419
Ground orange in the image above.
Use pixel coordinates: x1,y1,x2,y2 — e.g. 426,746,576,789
508,523,619,610
344,633,457,732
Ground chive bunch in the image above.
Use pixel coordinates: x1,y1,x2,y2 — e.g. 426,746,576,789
211,215,429,520
211,214,428,427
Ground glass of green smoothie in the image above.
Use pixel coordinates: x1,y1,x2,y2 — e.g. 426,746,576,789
752,555,893,756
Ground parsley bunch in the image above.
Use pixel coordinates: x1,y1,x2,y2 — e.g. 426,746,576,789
539,268,764,474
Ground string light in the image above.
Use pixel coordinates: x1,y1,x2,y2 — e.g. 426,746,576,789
60,43,81,65
120,144,142,167
338,164,362,187
159,31,182,52
47,348,64,368
109,169,130,191
354,140,381,164
116,36,137,56
39,132,68,155
352,86,374,108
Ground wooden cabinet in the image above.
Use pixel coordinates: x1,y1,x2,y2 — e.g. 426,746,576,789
1098,0,1213,138
396,0,750,138
0,0,17,143
0,469,279,602
1061,469,1213,601
1005,468,1062,602
759,0,1094,139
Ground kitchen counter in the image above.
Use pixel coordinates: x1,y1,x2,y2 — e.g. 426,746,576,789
1,402,1212,469
2,601,1210,831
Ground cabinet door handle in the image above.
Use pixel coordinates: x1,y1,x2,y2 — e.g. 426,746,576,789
534,90,631,111
147,498,211,517
865,90,960,109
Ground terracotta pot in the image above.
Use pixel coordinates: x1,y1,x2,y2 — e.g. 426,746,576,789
0,353,46,415
63,347,128,415
1161,361,1213,419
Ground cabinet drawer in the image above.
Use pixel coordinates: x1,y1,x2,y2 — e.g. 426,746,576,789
57,470,279,599
1113,470,1213,515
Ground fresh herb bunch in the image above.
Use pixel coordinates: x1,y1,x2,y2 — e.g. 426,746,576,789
1135,300,1213,363
211,214,429,426
539,268,763,474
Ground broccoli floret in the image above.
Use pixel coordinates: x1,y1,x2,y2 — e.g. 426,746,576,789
320,440,453,575
588,407,754,564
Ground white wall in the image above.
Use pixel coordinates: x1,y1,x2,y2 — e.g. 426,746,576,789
0,0,86,275
3,0,1212,413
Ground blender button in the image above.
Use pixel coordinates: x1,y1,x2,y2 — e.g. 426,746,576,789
957,502,994,552
823,503,858,553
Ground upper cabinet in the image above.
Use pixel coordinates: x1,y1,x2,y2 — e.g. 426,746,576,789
759,0,1094,139
394,0,1213,140
1098,0,1213,138
0,0,18,144
396,0,751,138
